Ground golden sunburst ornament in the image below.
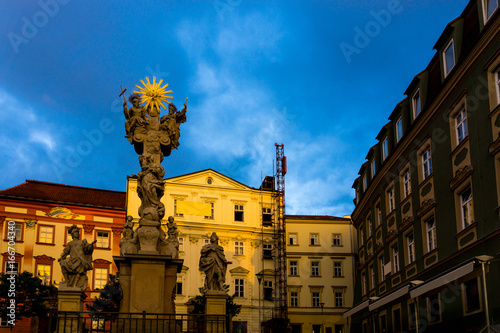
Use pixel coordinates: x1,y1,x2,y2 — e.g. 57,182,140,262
133,76,173,110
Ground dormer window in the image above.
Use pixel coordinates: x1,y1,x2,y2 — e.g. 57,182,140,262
483,0,499,23
396,117,403,142
371,159,376,177
382,138,389,160
412,90,421,118
443,39,456,77
363,175,368,191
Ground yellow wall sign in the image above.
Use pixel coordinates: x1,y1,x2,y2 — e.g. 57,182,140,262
177,201,211,216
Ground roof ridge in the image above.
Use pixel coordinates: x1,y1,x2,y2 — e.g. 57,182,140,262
24,180,125,194
0,181,30,193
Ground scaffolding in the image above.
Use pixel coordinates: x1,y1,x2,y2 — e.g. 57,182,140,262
273,143,288,330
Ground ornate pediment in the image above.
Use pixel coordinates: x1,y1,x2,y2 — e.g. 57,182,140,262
229,266,250,275
449,165,473,191
165,169,252,190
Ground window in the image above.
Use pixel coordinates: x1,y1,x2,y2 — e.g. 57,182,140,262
333,262,342,277
376,204,382,226
94,267,108,289
396,117,403,141
6,222,23,241
335,292,344,307
371,159,376,176
263,243,273,258
403,170,411,198
369,265,375,290
37,264,51,285
263,280,273,300
290,261,298,276
455,106,468,144
310,233,319,246
388,187,395,212
361,272,367,295
392,244,399,273
312,292,320,307
38,225,54,244
483,0,499,22
289,233,298,245
425,216,437,252
5,261,18,274
463,278,481,314
406,232,415,264
379,256,385,282
234,241,244,256
174,199,184,217
234,279,244,297
379,314,387,333
335,325,345,333
96,231,110,248
234,204,244,221
204,202,214,219
367,217,372,237
495,68,500,105
262,207,272,225
460,186,474,228
408,301,417,329
363,175,368,191
413,90,421,118
422,148,432,179
382,138,389,160
333,234,342,246
290,291,299,307
176,276,183,295
311,261,320,277
178,237,184,252
360,228,365,246
393,307,402,332
427,294,441,323
443,39,455,77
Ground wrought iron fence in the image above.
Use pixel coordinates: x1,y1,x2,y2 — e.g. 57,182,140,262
47,311,230,333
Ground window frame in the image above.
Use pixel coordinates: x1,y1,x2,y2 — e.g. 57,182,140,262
95,230,110,249
335,291,344,307
234,204,244,222
4,221,24,242
443,39,456,77
174,199,184,217
311,261,320,277
332,233,342,246
382,138,389,160
460,186,474,229
422,148,433,179
310,233,319,246
396,117,404,141
406,232,415,265
425,216,437,252
388,187,395,213
289,233,298,245
379,255,385,282
392,244,400,273
204,201,215,220
403,169,411,198
37,224,55,245
290,291,299,307
312,292,321,307
234,241,244,256
461,277,483,315
412,89,421,119
455,105,468,145
36,263,52,286
289,260,298,276
333,261,343,277
234,278,245,297
371,159,376,177
93,266,109,290
426,293,442,324
482,0,499,23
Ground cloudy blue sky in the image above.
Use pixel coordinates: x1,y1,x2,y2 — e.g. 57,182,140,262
0,0,469,216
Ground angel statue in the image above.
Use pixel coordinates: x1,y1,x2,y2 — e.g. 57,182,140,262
123,93,147,143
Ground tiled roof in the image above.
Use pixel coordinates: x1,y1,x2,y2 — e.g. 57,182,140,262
0,180,126,210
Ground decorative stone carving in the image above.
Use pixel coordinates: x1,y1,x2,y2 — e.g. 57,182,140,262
111,227,123,237
417,199,436,217
119,216,138,255
83,224,95,234
158,216,179,258
58,224,96,291
449,165,473,191
121,78,187,254
199,232,228,293
189,235,201,244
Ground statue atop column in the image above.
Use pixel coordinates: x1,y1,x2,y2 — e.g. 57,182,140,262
119,77,187,255
199,232,228,293
58,224,96,291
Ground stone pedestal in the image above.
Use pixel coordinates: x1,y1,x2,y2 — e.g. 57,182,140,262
206,292,228,333
57,284,87,333
115,254,183,314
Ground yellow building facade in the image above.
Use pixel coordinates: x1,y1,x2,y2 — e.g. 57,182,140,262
286,215,356,333
126,169,277,333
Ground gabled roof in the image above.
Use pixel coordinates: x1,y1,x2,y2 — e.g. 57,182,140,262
164,169,253,190
0,180,126,210
286,214,351,221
